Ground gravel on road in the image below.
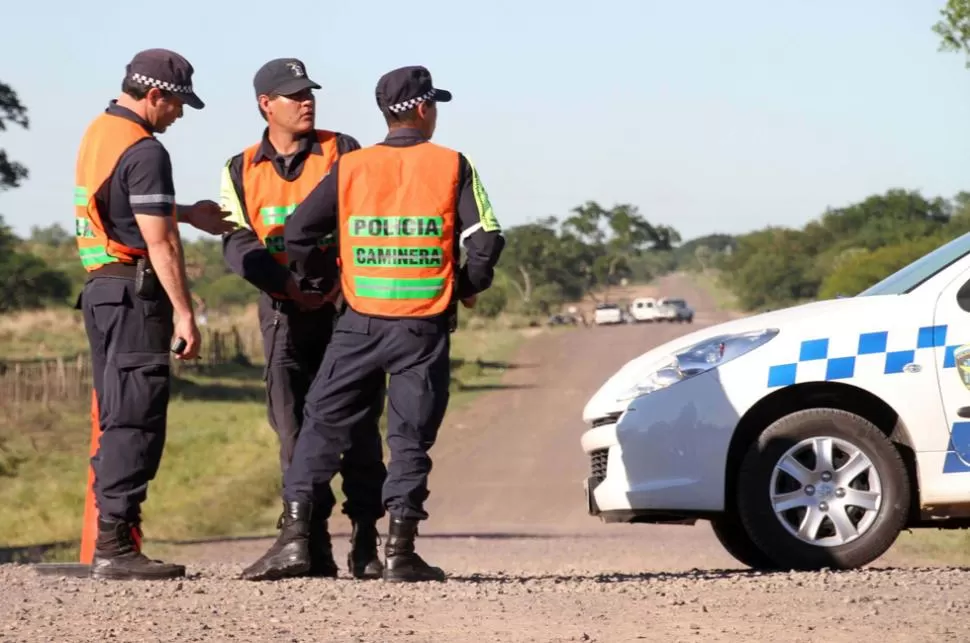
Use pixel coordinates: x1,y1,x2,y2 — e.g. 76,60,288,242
4,545,970,643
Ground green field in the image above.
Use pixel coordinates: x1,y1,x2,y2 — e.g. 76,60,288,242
0,318,530,561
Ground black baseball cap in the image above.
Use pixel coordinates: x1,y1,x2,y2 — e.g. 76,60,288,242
125,48,204,109
375,65,452,115
254,58,321,97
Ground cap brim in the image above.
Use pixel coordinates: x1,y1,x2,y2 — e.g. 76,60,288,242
431,87,452,102
272,77,322,97
179,91,205,110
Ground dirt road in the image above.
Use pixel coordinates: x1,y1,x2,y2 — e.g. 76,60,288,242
5,274,970,642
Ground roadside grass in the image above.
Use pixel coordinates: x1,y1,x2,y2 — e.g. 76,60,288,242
0,308,90,360
687,270,741,312
0,304,261,361
0,322,532,560
892,529,970,566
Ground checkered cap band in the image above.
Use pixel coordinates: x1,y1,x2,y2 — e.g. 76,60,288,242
386,89,437,113
130,72,193,94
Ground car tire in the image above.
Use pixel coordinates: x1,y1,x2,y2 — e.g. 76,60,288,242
736,408,910,571
709,514,778,570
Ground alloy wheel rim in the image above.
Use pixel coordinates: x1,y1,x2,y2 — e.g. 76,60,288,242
768,436,882,547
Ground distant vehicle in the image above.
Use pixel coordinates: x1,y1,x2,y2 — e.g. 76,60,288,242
656,298,694,323
547,313,579,327
593,303,624,325
628,297,660,323
580,230,970,572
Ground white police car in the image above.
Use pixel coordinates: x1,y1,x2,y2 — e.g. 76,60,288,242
581,231,970,571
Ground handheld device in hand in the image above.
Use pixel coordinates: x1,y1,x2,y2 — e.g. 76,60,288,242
171,337,187,355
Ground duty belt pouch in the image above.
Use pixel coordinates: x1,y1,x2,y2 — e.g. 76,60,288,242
134,256,160,300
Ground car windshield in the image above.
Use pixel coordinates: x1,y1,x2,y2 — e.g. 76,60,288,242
858,231,970,297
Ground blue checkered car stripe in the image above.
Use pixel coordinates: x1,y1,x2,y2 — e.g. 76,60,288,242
767,324,960,388
944,421,970,473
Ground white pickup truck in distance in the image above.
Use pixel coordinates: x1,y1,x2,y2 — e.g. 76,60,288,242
593,303,625,325
628,297,660,322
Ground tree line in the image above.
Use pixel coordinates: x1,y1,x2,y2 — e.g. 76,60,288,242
0,201,692,317
9,185,970,318
704,190,970,311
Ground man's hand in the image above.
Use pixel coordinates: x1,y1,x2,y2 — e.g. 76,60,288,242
173,315,202,360
284,277,327,311
320,281,342,304
461,294,477,309
182,200,236,235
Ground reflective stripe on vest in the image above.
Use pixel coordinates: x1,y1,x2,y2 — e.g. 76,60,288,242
242,130,340,267
73,113,153,272
337,142,459,318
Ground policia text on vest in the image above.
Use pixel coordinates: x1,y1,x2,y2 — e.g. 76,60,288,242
241,65,505,584
351,217,445,268
219,88,388,578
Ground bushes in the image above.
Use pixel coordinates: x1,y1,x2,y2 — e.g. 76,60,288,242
712,189,970,311
817,236,950,299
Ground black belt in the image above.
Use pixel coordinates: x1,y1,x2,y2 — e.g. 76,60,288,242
272,297,336,316
85,262,137,281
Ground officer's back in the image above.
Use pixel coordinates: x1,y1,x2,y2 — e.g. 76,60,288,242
242,65,504,584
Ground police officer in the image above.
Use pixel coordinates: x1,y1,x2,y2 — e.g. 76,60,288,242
240,65,505,583
75,48,233,580
221,58,387,580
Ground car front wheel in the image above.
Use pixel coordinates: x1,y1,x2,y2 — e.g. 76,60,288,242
709,513,778,570
736,408,910,571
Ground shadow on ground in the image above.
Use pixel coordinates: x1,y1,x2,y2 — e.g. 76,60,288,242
449,358,538,371
445,564,965,584
170,360,267,403
0,532,614,562
167,357,536,403
453,382,535,392
449,358,537,393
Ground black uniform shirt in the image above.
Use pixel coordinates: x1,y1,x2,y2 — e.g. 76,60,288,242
92,102,177,254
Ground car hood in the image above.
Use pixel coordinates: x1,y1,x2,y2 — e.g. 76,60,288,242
581,294,905,422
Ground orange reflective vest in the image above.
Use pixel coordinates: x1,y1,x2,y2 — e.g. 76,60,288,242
241,130,340,267
337,142,459,318
73,113,154,271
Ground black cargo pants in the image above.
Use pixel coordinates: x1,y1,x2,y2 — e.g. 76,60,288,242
258,294,387,522
283,308,451,522
77,275,173,524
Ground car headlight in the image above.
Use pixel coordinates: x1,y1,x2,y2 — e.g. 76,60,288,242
614,329,779,403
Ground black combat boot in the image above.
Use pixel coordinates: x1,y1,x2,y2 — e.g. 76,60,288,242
307,511,338,578
382,517,446,583
240,500,312,581
347,519,384,580
89,519,185,581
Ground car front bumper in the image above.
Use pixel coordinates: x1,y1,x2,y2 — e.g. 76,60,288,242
580,369,743,522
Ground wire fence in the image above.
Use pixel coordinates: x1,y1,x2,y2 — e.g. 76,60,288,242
0,326,263,418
